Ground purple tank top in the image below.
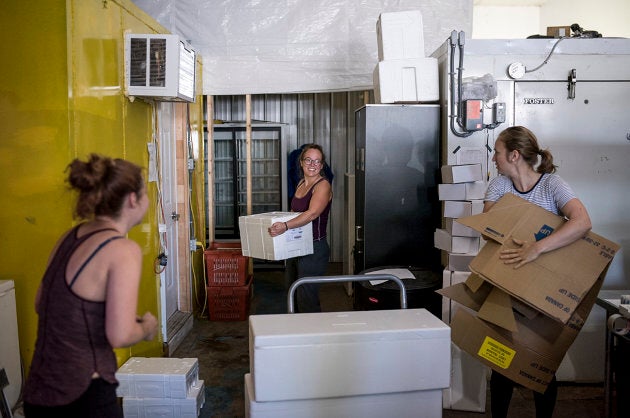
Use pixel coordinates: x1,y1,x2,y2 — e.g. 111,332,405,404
291,177,332,241
24,225,122,406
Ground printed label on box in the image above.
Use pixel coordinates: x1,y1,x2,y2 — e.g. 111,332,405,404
285,227,305,241
477,336,515,369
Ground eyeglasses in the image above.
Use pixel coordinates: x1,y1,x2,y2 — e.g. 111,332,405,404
302,157,322,166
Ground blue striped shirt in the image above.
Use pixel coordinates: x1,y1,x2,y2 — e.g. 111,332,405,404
484,173,576,215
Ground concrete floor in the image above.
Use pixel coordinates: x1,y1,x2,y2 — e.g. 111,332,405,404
173,264,609,418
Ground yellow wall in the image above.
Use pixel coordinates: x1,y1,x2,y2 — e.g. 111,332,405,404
0,0,205,371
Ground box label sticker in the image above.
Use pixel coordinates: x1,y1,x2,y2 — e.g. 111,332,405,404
478,336,515,369
285,227,304,242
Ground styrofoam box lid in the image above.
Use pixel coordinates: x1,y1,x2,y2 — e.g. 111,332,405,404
241,211,299,222
250,308,449,347
117,357,198,375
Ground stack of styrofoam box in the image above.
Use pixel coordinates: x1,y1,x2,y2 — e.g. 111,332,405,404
245,309,450,417
116,357,205,418
435,163,489,412
435,164,484,256
373,10,439,103
441,271,489,412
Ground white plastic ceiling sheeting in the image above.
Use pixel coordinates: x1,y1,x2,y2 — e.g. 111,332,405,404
132,0,473,95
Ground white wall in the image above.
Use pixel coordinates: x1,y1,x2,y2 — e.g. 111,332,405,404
473,6,540,39
540,0,630,38
473,0,630,39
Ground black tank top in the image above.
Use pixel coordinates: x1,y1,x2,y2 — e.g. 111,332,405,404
24,225,123,406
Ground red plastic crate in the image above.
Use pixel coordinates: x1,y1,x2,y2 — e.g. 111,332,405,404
207,275,253,321
204,242,249,286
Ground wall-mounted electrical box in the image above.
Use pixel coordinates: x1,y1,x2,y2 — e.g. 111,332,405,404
463,99,483,131
124,34,196,102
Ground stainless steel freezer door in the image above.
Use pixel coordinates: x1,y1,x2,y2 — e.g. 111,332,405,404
354,105,441,273
514,80,630,288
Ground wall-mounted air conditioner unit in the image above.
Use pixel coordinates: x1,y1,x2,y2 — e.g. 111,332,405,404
124,33,196,103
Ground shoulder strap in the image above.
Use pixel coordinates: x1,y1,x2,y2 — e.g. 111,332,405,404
308,177,327,195
68,236,124,288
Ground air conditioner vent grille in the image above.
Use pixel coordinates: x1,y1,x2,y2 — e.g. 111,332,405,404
124,34,195,102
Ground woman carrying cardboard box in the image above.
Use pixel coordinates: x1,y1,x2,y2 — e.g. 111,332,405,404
484,126,592,418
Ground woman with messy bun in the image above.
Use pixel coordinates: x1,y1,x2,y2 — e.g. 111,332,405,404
484,127,592,418
23,154,158,418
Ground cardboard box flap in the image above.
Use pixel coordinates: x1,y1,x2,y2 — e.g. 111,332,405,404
456,194,537,243
437,282,490,312
449,276,605,394
465,272,486,292
478,287,517,332
450,309,557,394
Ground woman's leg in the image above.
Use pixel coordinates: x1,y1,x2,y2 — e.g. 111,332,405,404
490,371,516,418
533,376,558,418
295,240,330,313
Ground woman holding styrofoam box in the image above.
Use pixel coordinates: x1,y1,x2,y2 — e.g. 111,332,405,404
268,143,332,313
484,126,592,418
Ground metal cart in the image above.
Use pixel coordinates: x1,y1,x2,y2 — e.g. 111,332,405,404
286,274,408,313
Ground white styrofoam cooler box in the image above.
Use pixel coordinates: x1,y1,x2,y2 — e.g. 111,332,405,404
438,181,486,201
434,228,480,254
239,212,313,260
441,164,483,184
249,309,450,402
442,251,477,272
376,10,425,60
244,373,441,418
122,380,205,418
443,345,488,412
373,57,439,103
445,217,480,238
440,272,488,412
442,200,484,219
116,357,199,399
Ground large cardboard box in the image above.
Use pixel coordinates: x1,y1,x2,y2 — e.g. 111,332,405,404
244,373,442,418
239,212,313,260
456,193,619,324
440,276,604,393
439,194,620,393
249,309,450,401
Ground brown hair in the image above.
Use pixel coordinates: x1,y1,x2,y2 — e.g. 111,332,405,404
66,154,144,219
497,126,556,174
298,143,327,179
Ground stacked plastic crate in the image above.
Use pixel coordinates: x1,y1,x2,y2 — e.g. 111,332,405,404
116,357,205,418
204,241,252,321
372,10,439,104
434,163,489,412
